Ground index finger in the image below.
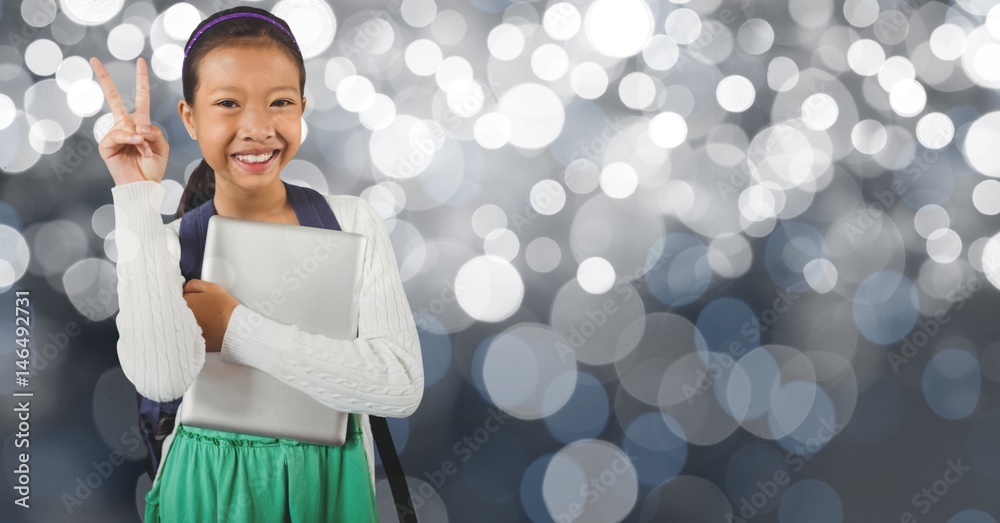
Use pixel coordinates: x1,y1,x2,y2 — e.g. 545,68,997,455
89,57,128,122
134,57,150,125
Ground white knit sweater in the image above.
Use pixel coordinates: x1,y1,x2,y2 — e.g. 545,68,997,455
111,180,424,494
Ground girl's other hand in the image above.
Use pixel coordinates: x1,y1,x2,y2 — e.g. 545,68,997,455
90,56,169,186
182,279,241,353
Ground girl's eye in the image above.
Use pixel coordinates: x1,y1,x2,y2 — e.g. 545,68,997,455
215,100,293,108
273,100,293,107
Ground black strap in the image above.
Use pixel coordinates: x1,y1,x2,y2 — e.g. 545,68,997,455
370,416,417,523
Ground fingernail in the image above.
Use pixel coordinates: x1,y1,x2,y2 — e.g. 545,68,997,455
138,125,150,133
132,134,142,141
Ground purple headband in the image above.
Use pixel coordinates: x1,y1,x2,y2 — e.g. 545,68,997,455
184,12,298,58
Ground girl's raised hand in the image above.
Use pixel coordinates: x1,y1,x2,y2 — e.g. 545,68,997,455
89,56,169,186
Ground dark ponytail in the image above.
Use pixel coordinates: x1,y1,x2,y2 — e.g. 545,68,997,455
173,6,305,220
174,159,216,220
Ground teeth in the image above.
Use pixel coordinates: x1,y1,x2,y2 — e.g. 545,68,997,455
234,151,274,163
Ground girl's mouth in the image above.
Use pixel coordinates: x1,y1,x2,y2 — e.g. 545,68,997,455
231,149,280,173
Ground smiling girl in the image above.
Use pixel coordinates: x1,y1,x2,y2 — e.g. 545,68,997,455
91,6,423,522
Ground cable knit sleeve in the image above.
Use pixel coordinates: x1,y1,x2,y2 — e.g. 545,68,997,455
219,198,424,418
112,181,206,402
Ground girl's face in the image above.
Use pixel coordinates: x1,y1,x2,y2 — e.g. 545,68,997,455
178,45,305,193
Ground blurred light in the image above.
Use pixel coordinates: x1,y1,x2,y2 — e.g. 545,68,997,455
543,3,581,41
973,180,1000,215
25,39,62,76
852,270,919,345
400,0,436,28
0,94,14,130
600,162,638,199
878,56,916,92
543,440,638,522
336,75,375,112
915,112,954,149
358,93,396,131
525,237,561,273
446,78,485,117
577,257,615,294
60,0,124,26
664,8,702,45
150,43,183,81
498,83,565,149
23,0,59,28
584,0,655,58
949,510,997,523
716,75,755,112
108,23,146,61
67,79,104,117
852,119,887,154
707,233,752,278
768,57,800,92
923,349,981,420
930,24,967,61
847,39,884,76
964,111,1000,177
406,39,443,76
431,10,466,46
804,259,838,293
0,226,30,287
484,324,576,419
648,112,687,149
801,93,839,130
487,24,524,61
530,179,566,216
569,62,609,100
564,159,600,195
619,72,655,110
926,229,962,264
273,0,337,59
473,112,512,149
643,35,679,71
456,255,524,322
369,115,440,179
55,56,92,92
889,79,927,117
873,10,908,46
162,3,200,41
737,19,775,55
435,56,473,92
532,43,569,82
484,228,519,261
844,0,879,28
914,204,950,239
622,413,686,486
64,259,118,321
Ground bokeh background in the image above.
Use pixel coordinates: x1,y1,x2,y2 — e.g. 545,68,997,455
2,0,1000,521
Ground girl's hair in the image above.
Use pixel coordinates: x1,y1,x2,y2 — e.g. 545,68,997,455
174,6,305,219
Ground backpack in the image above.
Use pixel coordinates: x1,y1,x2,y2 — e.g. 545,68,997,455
135,180,417,522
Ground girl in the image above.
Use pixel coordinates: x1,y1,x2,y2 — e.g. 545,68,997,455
91,6,423,522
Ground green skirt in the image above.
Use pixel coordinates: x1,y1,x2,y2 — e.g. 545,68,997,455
144,412,378,522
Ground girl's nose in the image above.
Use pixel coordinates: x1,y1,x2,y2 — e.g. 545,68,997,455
238,107,275,140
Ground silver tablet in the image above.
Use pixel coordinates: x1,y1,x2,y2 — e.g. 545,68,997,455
178,214,368,446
